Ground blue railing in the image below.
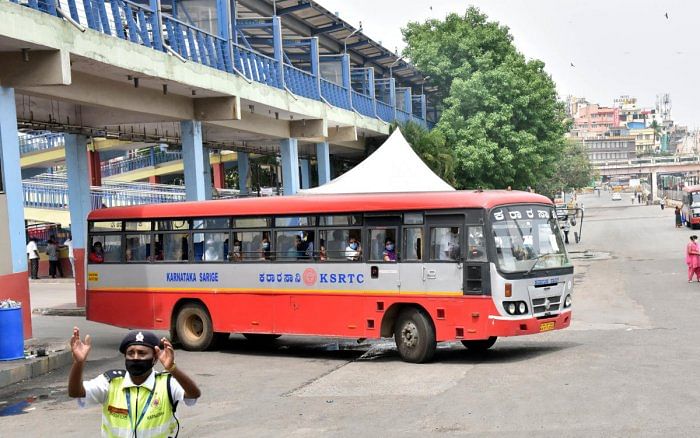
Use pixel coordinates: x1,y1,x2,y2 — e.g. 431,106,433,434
395,109,412,125
376,101,394,123
233,44,281,88
19,131,65,155
10,0,431,127
164,15,230,71
101,151,182,177
284,65,319,99
351,91,375,118
320,79,350,110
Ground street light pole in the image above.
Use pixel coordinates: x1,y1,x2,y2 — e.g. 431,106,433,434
343,22,363,54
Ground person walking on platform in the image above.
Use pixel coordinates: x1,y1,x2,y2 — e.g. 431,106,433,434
26,237,39,279
68,328,201,437
687,235,700,282
675,206,683,228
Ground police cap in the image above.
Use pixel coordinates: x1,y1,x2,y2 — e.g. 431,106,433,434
119,330,161,354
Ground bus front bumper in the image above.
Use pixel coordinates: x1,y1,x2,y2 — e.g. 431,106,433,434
487,310,572,337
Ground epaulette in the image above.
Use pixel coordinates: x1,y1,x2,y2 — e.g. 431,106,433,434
103,369,127,382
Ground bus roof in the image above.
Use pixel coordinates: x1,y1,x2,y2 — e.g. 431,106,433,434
684,185,700,193
87,190,553,221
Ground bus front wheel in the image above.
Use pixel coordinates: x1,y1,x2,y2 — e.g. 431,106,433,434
394,308,436,363
461,337,497,352
175,303,214,351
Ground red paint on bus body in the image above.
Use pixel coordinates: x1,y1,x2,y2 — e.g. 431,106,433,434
88,191,552,221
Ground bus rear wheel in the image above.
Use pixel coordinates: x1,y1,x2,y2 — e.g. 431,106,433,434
175,303,214,351
243,334,281,343
461,337,497,352
394,308,436,363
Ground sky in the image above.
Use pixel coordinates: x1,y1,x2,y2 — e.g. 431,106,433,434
319,0,700,128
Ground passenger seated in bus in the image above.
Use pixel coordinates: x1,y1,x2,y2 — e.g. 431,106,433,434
440,227,460,261
88,242,104,264
231,240,242,262
345,237,361,261
261,237,271,260
204,239,221,261
125,248,133,262
318,239,327,261
383,239,397,262
303,231,314,259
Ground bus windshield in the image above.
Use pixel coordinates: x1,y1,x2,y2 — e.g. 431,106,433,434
490,205,571,273
689,192,700,206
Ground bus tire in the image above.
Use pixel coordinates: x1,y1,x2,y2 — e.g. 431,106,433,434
394,308,436,363
461,337,497,352
175,303,214,351
243,333,281,343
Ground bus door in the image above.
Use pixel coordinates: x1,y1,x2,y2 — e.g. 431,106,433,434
423,214,464,294
365,215,401,293
463,224,490,295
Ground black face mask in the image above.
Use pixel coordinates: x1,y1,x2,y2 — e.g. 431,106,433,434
125,359,155,377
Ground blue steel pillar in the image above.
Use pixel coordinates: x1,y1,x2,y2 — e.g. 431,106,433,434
238,152,249,195
181,120,212,201
65,133,91,307
316,141,331,186
341,54,351,108
272,16,285,87
280,138,300,195
389,78,396,120
310,37,320,98
300,159,310,189
0,86,32,337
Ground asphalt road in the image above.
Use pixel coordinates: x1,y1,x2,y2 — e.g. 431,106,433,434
2,192,699,437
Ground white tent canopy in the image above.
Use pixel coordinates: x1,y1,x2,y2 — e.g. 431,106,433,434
298,129,455,195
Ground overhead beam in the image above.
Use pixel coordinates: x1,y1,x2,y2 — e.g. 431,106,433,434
0,49,71,87
290,118,327,140
311,23,345,36
277,1,312,15
194,96,241,121
19,71,194,121
327,126,357,142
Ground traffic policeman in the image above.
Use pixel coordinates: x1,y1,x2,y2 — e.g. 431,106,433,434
68,327,201,437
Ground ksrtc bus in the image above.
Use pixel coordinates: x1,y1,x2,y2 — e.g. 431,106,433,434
85,191,574,363
682,185,700,229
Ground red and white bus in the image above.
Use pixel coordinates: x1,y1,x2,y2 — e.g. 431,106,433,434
85,190,573,363
682,185,700,228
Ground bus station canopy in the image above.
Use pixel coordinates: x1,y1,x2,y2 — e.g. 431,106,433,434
298,129,455,195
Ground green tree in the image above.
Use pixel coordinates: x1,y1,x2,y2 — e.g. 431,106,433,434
537,139,596,197
393,121,456,186
402,7,569,189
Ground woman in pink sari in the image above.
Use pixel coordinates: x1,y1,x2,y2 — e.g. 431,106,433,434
686,235,700,282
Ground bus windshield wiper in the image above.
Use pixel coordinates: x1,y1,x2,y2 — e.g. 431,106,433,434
526,253,559,275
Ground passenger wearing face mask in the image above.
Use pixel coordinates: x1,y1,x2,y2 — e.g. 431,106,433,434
345,236,362,261
261,237,271,260
383,238,397,262
68,327,201,437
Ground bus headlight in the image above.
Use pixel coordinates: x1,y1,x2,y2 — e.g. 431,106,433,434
504,301,528,315
564,294,572,308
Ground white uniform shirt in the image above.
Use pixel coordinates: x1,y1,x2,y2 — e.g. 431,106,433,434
439,233,458,260
65,238,74,258
78,369,197,408
26,241,39,260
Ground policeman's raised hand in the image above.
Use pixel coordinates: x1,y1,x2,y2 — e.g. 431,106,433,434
155,337,175,371
70,326,91,363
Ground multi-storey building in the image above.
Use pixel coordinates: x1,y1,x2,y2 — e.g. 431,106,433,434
583,136,637,164
571,104,620,138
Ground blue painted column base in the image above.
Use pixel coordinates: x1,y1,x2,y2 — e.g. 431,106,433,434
280,138,300,195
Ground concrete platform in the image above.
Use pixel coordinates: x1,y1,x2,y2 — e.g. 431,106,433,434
0,339,72,389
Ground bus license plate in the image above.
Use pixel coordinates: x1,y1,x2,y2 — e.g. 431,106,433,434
539,321,555,332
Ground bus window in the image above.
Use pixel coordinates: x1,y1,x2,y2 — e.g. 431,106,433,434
90,221,122,232
319,229,361,261
193,217,230,229
193,232,228,262
369,228,397,262
125,234,151,262
125,221,152,231
156,220,190,231
274,230,314,261
403,227,423,261
234,231,270,260
403,213,424,225
430,227,460,261
90,235,122,263
233,217,269,228
274,216,315,227
467,226,486,261
319,215,362,226
156,233,189,261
